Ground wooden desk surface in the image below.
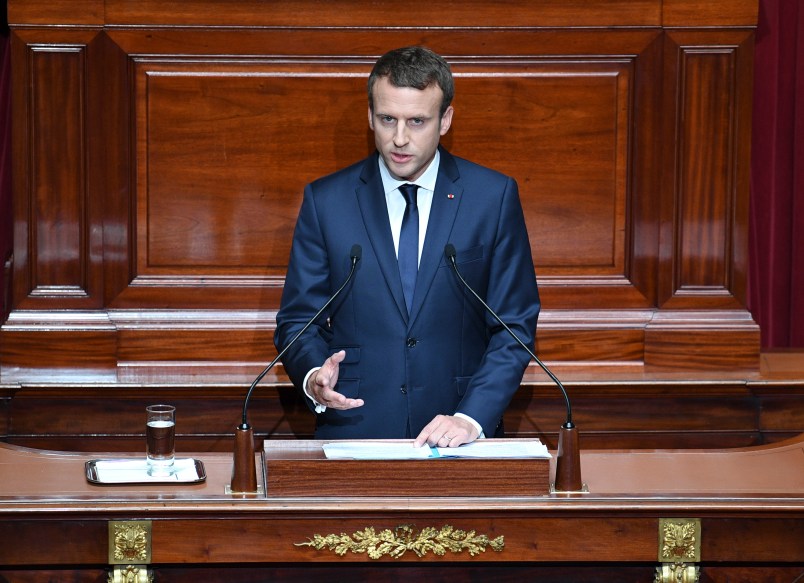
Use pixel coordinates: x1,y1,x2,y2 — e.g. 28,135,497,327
0,437,803,576
1,436,802,510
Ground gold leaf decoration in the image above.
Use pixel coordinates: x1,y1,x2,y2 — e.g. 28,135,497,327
661,521,697,561
296,524,504,559
113,523,149,563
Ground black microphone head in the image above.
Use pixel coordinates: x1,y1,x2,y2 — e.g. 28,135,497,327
444,243,457,259
350,244,362,261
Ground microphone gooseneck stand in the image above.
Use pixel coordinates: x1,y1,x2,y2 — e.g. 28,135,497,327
444,244,584,493
230,246,362,494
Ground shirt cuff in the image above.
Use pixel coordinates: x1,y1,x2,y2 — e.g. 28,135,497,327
302,367,326,414
454,412,485,439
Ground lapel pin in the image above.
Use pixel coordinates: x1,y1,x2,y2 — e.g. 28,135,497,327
447,193,455,199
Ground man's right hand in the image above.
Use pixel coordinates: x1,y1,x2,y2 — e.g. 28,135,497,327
307,350,365,410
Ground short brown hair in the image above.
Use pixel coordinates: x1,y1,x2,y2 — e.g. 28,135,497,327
368,46,454,118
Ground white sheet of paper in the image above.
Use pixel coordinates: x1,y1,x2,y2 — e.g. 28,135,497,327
322,439,550,460
322,442,435,460
434,440,550,458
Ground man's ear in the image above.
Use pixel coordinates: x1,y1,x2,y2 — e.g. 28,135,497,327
367,106,374,130
439,105,454,136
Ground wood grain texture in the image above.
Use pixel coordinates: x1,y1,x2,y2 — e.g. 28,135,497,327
1,435,803,582
1,0,767,456
4,1,759,370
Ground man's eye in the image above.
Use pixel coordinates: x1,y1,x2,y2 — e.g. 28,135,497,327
381,116,395,124
409,118,424,126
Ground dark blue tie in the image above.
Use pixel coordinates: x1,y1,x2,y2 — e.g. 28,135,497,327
398,183,419,314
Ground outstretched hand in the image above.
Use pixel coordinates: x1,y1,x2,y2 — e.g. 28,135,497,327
307,350,364,410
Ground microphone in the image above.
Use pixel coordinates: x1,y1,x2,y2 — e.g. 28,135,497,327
230,244,362,493
444,243,584,493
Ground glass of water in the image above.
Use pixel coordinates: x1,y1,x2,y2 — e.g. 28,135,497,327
146,404,175,476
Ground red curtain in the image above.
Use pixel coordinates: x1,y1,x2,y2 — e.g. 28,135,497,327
749,0,804,348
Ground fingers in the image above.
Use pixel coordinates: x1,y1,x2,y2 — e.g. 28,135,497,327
319,388,364,410
413,415,478,448
309,351,364,411
327,349,347,367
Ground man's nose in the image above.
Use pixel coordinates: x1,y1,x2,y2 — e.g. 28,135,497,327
393,124,409,146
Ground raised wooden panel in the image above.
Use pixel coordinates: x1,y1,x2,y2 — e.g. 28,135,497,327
131,58,634,281
134,62,370,279
677,48,738,293
660,30,754,310
12,37,101,309
449,62,632,277
30,46,87,294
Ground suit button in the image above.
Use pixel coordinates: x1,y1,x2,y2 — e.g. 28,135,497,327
400,385,407,394
406,337,417,347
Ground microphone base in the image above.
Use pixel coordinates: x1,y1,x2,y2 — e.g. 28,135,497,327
554,423,585,493
230,424,259,494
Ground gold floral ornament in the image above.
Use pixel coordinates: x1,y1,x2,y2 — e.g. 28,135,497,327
296,524,504,559
655,518,701,583
111,522,150,563
660,520,698,561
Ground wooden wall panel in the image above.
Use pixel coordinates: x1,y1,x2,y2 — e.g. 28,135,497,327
449,63,632,278
3,9,760,358
134,63,369,279
1,0,768,450
29,47,87,294
11,31,106,310
128,57,635,284
660,30,755,310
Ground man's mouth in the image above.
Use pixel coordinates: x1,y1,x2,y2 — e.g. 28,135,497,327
391,152,412,163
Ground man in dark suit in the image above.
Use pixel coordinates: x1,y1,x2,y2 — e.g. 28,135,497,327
275,46,540,448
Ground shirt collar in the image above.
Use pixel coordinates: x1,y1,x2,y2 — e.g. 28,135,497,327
378,149,440,195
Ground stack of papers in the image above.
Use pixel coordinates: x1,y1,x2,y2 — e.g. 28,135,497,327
322,440,551,460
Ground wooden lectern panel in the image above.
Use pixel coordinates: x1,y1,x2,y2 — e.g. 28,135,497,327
263,440,550,497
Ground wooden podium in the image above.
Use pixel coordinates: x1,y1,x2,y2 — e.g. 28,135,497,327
1,437,803,582
262,440,550,498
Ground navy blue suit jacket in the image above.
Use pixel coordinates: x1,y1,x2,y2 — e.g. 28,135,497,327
275,147,540,439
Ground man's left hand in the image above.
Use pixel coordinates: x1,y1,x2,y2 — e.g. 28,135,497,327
413,415,479,448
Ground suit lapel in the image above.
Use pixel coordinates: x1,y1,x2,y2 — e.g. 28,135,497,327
356,154,410,321
409,148,462,323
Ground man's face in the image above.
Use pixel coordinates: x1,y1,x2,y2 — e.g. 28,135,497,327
368,76,453,182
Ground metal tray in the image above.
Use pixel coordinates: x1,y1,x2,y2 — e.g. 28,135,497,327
85,458,206,485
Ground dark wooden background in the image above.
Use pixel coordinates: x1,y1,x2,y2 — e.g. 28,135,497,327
5,0,799,454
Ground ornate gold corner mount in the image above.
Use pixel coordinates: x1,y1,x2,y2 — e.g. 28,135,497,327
655,518,701,583
108,564,154,583
108,520,152,564
296,524,504,559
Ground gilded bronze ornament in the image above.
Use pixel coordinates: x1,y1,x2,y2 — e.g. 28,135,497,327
108,565,154,583
109,520,152,564
655,518,701,583
296,524,504,559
